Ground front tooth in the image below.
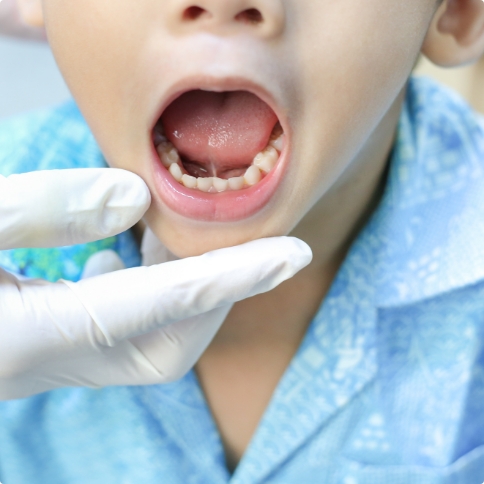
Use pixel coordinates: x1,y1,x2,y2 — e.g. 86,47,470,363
253,146,278,174
197,177,213,192
169,163,183,182
181,174,197,188
228,176,244,190
213,177,229,192
269,134,284,152
244,165,262,186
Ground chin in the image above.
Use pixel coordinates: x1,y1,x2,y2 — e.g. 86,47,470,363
144,203,287,259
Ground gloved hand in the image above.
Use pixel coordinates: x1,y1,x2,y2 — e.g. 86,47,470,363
0,168,312,400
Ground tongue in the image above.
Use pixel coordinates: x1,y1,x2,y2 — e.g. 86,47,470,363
161,90,278,170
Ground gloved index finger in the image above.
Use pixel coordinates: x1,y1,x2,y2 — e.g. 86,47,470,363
0,168,150,250
62,236,313,347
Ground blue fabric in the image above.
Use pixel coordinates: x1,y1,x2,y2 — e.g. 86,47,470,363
0,101,141,280
1,76,484,483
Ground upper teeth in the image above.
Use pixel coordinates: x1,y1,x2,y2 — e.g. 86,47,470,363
155,130,284,192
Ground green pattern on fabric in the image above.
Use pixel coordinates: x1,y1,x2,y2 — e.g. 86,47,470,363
0,101,141,282
3,238,117,282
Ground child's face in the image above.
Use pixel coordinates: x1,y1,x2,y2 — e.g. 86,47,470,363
41,0,438,256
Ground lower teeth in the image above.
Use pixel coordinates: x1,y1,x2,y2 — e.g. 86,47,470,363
154,126,284,193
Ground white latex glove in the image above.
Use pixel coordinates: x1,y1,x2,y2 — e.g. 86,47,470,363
0,168,312,400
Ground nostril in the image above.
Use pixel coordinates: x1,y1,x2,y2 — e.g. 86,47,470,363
235,8,263,25
183,6,209,21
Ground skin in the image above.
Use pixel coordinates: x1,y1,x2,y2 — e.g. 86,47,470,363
16,0,484,471
0,0,45,40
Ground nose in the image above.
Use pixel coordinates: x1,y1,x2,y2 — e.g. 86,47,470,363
166,0,285,39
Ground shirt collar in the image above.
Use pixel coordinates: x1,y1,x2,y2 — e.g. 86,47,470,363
373,75,484,307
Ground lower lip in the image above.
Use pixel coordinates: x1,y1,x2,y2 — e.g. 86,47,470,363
150,146,287,222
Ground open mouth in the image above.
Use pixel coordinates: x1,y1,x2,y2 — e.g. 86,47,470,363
151,88,287,222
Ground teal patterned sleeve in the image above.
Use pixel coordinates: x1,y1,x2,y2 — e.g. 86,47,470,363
0,101,141,282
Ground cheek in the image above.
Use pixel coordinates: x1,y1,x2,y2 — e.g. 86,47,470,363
43,1,152,158
273,0,434,228
298,0,430,119
294,0,430,168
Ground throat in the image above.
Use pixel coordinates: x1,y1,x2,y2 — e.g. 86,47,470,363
195,336,294,473
195,264,331,472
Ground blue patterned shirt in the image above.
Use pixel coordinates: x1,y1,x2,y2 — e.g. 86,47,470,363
1,76,484,484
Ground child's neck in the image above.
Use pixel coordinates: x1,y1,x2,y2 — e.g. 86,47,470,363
194,86,406,472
